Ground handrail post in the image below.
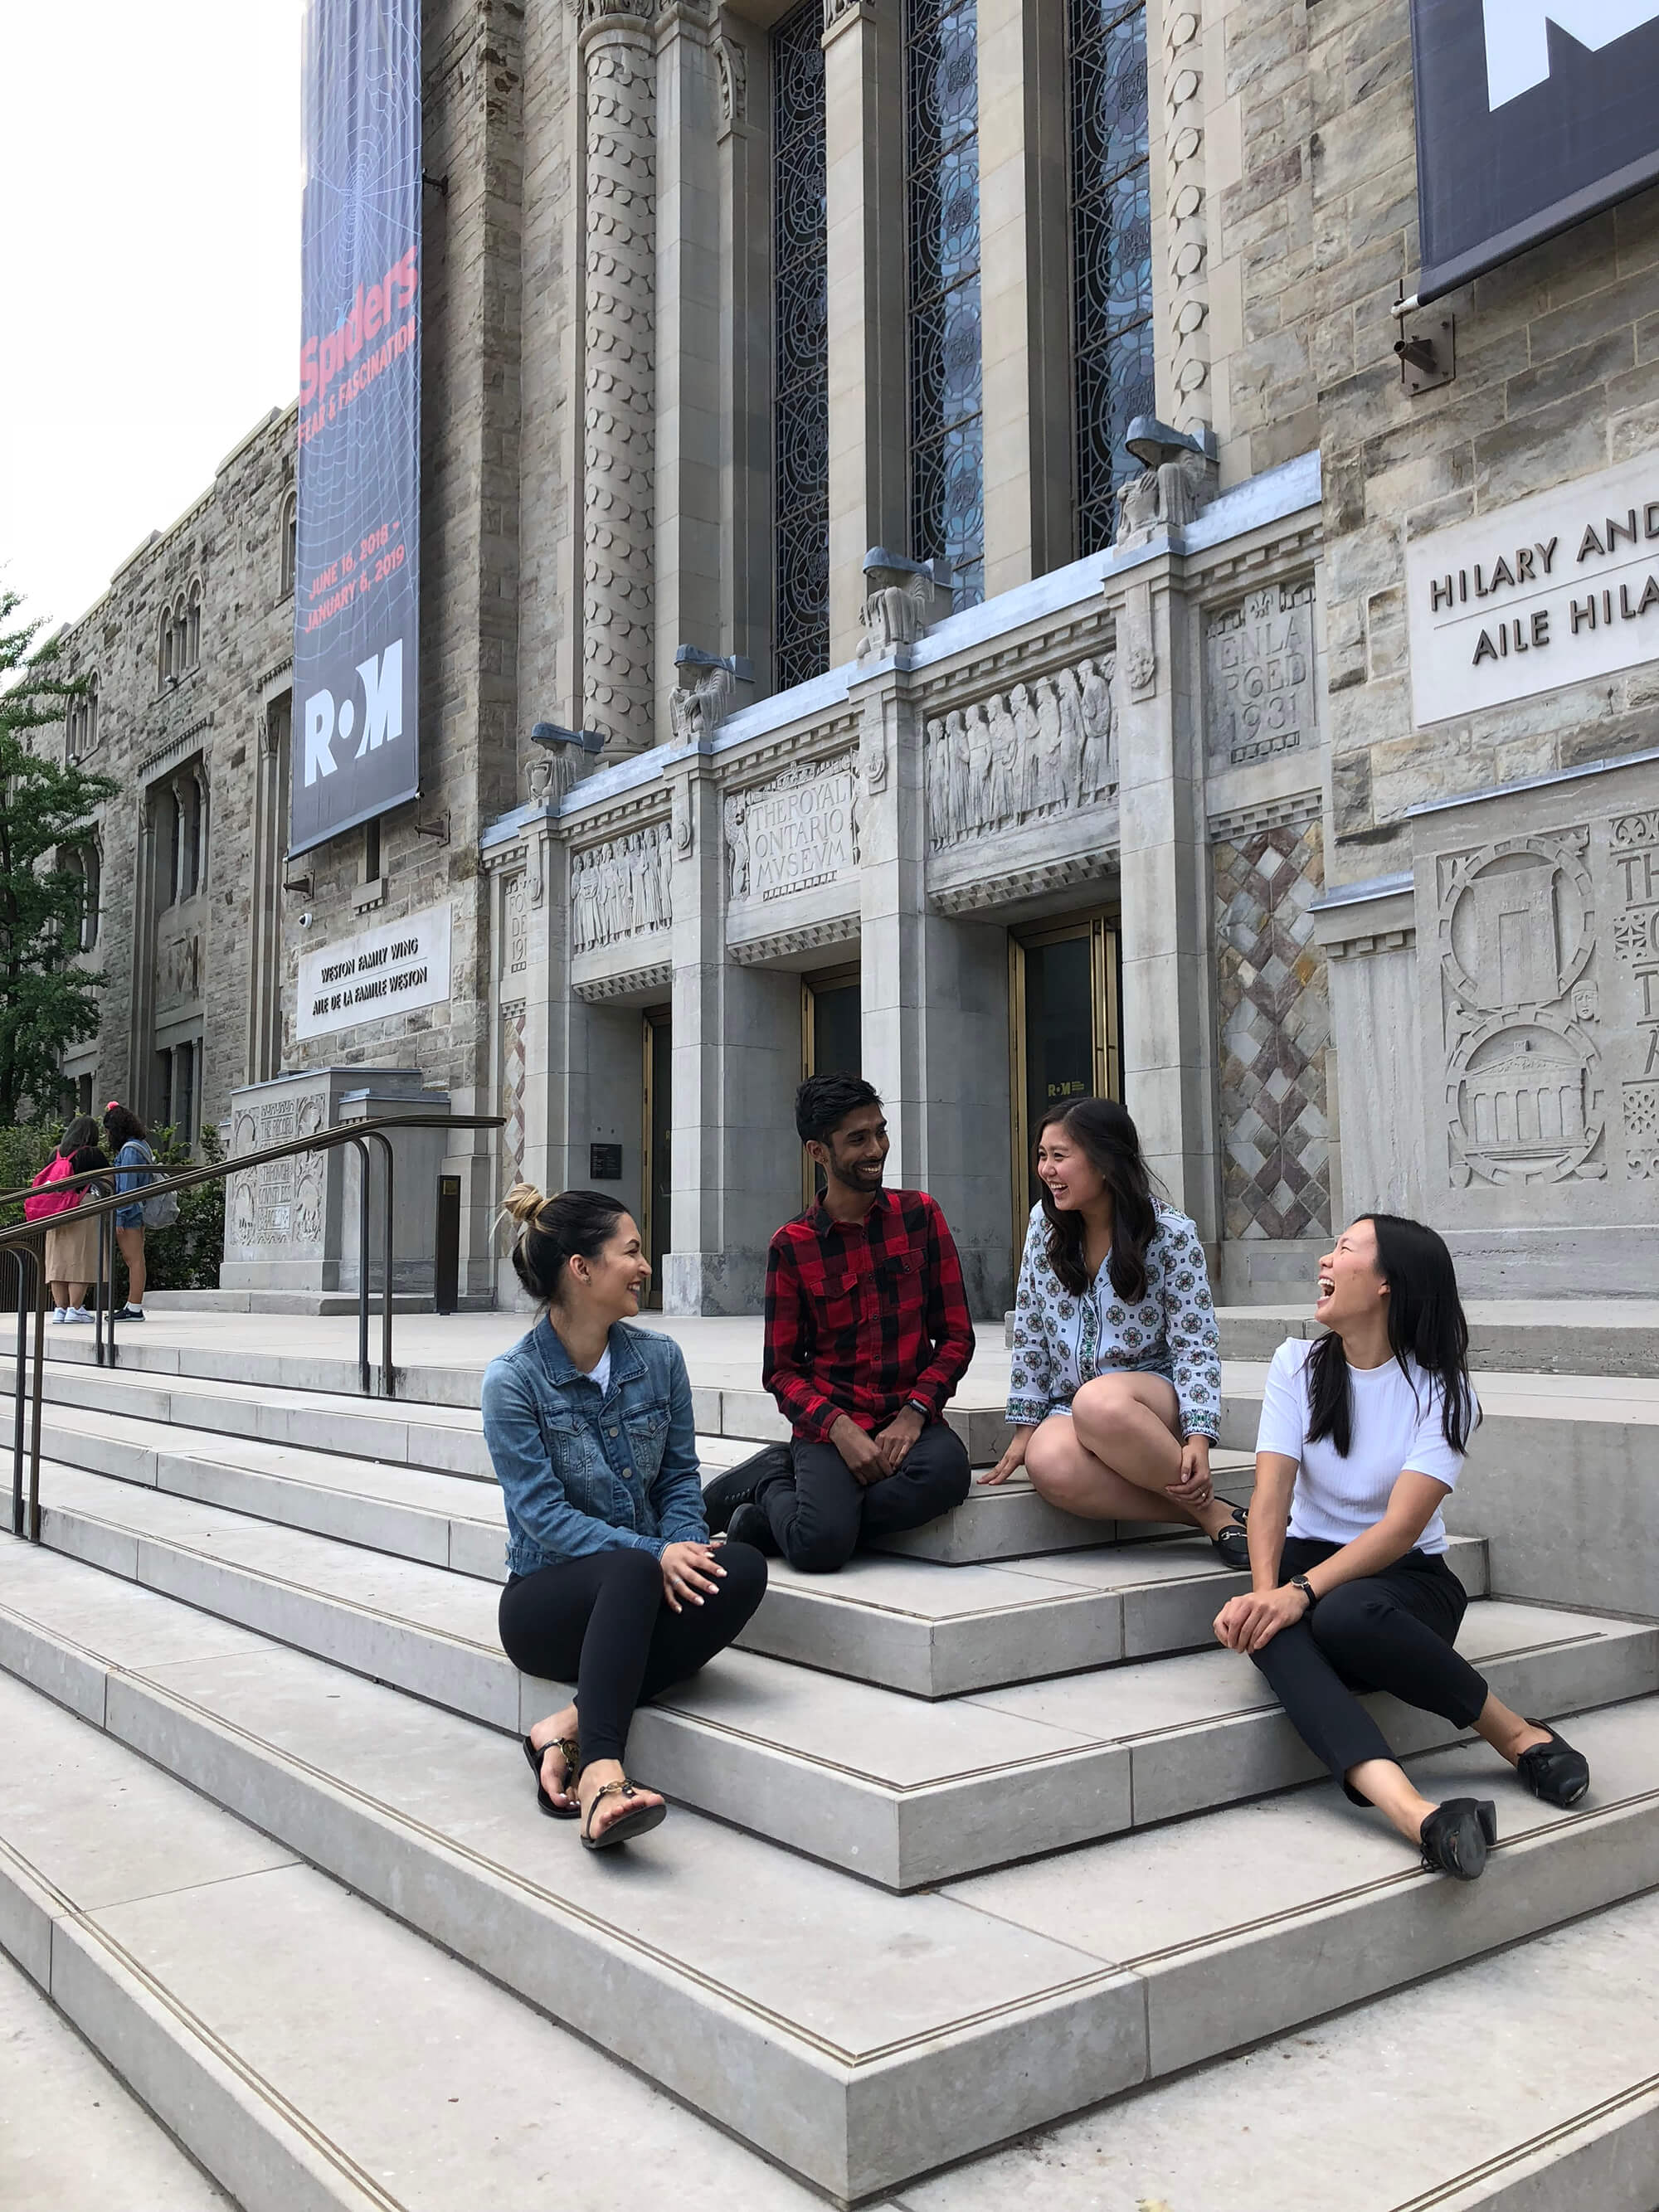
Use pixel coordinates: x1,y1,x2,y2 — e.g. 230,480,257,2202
348,1135,372,1396
94,1209,108,1368
26,1240,45,1542
9,1254,24,1539
367,1131,397,1399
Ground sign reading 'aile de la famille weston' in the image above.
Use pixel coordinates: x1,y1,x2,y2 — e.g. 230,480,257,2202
295,902,452,1042
1405,454,1659,727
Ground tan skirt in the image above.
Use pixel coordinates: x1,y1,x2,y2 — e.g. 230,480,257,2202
44,1210,100,1287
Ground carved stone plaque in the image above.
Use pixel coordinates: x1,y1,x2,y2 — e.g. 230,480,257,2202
1206,578,1316,766
729,758,859,905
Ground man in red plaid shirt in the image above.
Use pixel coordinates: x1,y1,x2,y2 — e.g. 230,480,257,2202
702,1073,975,1572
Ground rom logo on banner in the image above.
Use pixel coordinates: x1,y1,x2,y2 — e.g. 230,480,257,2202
1485,2,1659,109
303,639,405,787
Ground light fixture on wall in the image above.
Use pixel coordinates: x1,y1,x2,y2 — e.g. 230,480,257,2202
415,812,450,844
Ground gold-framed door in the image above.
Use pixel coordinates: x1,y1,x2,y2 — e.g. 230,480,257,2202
640,1004,671,1310
1008,912,1121,1255
800,962,861,1210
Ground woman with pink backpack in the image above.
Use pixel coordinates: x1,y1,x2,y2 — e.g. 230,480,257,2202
25,1116,111,1323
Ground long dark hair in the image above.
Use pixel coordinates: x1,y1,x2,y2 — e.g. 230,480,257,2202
104,1102,148,1150
59,1116,100,1157
1306,1213,1477,1457
502,1183,630,1306
1036,1096,1157,1302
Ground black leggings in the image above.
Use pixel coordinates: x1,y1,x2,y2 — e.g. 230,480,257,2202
498,1541,767,1768
1250,1537,1488,1801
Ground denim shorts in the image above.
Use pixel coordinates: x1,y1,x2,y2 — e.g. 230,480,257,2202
114,1202,144,1230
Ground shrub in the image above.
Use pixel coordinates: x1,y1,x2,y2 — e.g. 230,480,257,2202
0,1119,224,1300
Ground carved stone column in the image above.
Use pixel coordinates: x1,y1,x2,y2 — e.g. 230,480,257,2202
579,0,659,751
1162,5,1210,437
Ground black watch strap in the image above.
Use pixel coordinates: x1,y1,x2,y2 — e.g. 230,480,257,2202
1291,1574,1317,1608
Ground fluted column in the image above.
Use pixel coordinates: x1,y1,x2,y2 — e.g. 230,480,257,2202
579,1,659,751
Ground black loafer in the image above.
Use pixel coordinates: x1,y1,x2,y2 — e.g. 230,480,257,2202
1516,1722,1591,1808
1418,1796,1496,1880
725,1500,778,1557
1209,1505,1250,1572
701,1443,792,1534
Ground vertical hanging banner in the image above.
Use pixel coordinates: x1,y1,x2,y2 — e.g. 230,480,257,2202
1410,1,1659,305
291,0,421,856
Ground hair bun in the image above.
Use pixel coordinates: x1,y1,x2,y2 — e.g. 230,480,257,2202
501,1181,550,1228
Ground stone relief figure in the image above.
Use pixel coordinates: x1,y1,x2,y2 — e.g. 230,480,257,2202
525,746,577,807
924,656,1123,851
856,547,952,664
671,780,693,857
723,792,751,901
1114,447,1217,547
859,714,888,796
571,823,673,954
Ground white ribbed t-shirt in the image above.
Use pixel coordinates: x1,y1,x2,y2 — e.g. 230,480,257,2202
1254,1337,1473,1554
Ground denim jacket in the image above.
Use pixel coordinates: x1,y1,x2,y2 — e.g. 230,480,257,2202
481,1318,708,1578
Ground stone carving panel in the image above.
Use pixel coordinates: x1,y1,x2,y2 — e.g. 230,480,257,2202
499,1000,527,1190
725,757,859,904
571,822,673,954
502,871,528,979
1612,808,1659,1174
581,18,657,750
1206,579,1316,766
1214,817,1332,1242
228,1091,327,1251
927,661,1116,850
1434,828,1604,1187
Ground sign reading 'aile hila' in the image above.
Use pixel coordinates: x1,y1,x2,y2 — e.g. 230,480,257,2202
290,0,422,858
1409,1,1659,302
1406,455,1659,725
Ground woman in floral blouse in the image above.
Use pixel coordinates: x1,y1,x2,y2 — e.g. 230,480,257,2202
983,1096,1248,1567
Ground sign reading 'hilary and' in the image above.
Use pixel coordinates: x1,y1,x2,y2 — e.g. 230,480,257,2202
1406,455,1659,726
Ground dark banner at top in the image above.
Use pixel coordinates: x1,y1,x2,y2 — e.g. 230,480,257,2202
291,0,421,858
1410,2,1659,304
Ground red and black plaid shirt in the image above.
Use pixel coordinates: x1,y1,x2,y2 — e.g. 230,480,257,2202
762,1187,976,1441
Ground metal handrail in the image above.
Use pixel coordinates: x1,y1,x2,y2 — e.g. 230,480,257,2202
4,1112,502,1544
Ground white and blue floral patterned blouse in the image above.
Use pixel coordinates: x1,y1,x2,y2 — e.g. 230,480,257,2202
1005,1199,1222,1441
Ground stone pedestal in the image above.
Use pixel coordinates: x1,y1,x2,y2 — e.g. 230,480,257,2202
222,1068,454,1307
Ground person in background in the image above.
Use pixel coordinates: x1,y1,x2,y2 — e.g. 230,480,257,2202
702,1073,976,1573
31,1116,110,1324
483,1185,766,1851
1214,1213,1590,1882
984,1096,1247,1565
104,1101,154,1321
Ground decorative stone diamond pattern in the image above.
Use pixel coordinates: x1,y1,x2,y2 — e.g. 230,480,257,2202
499,1004,527,1190
1214,819,1332,1242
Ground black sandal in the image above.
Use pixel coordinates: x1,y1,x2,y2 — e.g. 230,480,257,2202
1209,1504,1250,1572
523,1731,581,1821
1516,1721,1591,1808
581,1777,668,1852
1418,1796,1496,1880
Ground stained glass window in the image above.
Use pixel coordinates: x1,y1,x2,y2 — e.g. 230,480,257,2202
1069,0,1154,555
907,0,982,607
773,1,830,691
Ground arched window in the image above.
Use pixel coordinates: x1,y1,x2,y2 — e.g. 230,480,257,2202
158,606,174,688
280,489,298,599
66,675,99,760
77,843,101,950
186,580,202,668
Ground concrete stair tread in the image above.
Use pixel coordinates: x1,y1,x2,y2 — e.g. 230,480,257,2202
4,1545,1659,2200
8,1476,1650,1889
0,1947,238,2212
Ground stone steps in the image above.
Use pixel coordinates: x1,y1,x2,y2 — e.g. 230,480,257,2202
5,1538,1659,2203
13,1456,1652,1894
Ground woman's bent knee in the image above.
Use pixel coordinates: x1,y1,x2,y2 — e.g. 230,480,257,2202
713,1539,768,1625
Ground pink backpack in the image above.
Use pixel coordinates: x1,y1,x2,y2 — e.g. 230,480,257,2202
23,1153,80,1221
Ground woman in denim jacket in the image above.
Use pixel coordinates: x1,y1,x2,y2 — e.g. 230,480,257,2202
484,1185,766,1849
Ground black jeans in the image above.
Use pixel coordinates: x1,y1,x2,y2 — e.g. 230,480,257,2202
1250,1536,1488,1801
757,1420,971,1573
498,1540,767,1768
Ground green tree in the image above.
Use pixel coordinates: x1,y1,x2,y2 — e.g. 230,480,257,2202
0,589,119,1122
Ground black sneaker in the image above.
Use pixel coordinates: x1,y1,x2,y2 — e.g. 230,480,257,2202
1516,1722,1591,1808
725,1500,779,1557
702,1443,791,1534
112,1305,146,1322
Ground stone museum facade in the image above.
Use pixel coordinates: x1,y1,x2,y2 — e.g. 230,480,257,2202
47,0,1659,1308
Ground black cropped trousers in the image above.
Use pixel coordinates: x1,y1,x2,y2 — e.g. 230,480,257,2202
757,1421,971,1574
1250,1536,1488,1801
499,1540,767,1768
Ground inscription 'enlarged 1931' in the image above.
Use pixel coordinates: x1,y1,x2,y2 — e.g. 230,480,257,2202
1406,454,1659,727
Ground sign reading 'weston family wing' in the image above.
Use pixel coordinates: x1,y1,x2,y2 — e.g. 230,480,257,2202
296,902,452,1041
1406,455,1659,725
1409,1,1659,303
291,0,422,858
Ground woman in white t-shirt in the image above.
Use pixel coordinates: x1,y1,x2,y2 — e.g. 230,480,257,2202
1214,1213,1590,1882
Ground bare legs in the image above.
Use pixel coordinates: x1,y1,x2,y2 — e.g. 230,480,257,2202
1347,1696,1554,1844
1024,1374,1238,1541
525,1702,666,1839
116,1226,147,1306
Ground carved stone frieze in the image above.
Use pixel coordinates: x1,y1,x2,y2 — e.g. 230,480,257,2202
503,872,529,978
728,915,860,966
724,755,859,904
929,848,1117,917
1206,577,1316,766
228,1092,327,1251
926,659,1117,851
571,821,674,954
574,958,673,1003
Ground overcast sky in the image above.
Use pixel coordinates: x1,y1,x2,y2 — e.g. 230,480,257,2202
0,2,302,636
